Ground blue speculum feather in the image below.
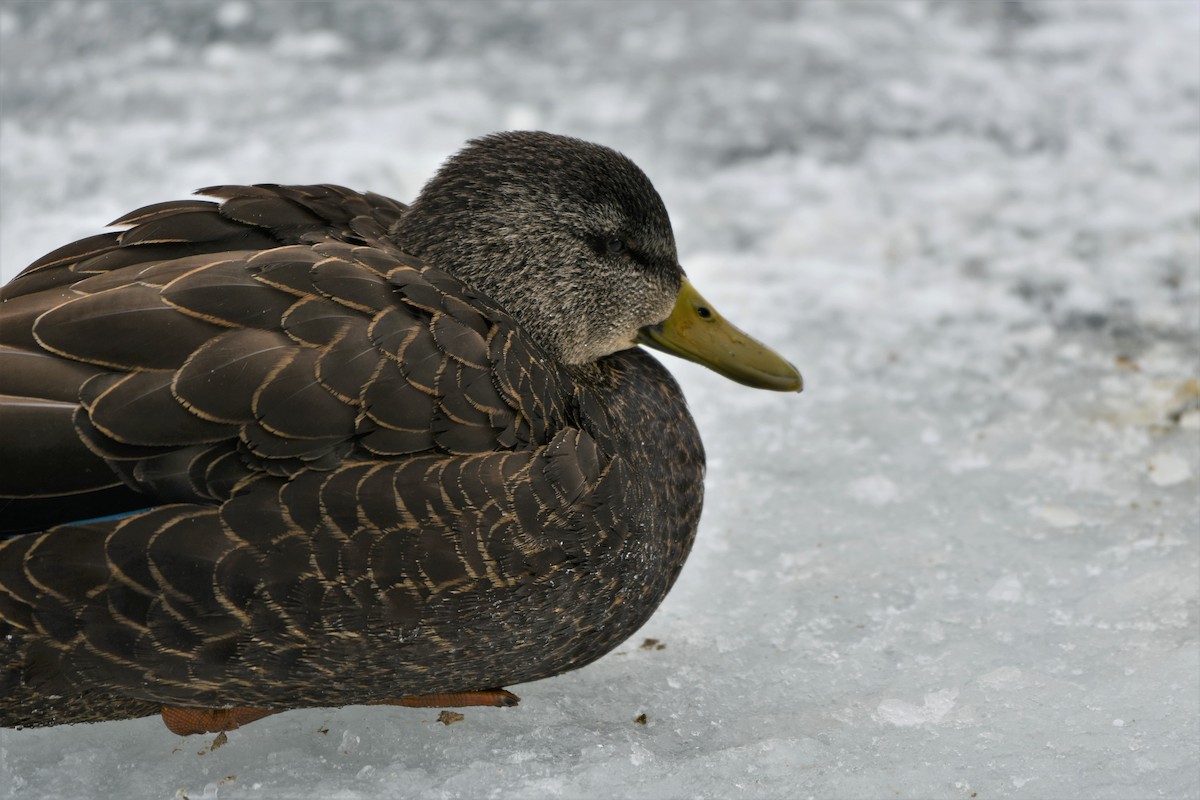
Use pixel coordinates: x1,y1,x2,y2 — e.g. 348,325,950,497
67,508,153,526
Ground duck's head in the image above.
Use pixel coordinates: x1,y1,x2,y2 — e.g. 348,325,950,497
396,131,801,392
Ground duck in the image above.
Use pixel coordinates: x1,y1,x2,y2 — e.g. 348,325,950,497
0,131,800,735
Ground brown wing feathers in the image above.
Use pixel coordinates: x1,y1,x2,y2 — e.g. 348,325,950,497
0,185,570,532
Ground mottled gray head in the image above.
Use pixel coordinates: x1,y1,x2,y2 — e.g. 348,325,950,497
394,131,682,364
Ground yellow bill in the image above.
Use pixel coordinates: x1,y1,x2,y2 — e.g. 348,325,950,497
636,277,803,392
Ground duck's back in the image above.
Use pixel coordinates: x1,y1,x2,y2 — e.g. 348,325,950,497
0,185,704,727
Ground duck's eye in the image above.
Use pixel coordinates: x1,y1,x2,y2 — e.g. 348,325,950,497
604,236,626,256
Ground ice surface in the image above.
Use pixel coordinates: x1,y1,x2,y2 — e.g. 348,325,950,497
1,2,1197,798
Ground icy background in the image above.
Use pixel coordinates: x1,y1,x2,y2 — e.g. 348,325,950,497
1,1,1198,798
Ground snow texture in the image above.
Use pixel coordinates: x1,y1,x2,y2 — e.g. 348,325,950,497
1,2,1197,798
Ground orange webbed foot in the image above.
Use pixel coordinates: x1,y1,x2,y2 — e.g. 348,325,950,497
160,689,519,735
161,705,280,735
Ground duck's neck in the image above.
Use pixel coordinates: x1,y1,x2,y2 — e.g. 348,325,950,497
392,215,579,365
568,348,706,636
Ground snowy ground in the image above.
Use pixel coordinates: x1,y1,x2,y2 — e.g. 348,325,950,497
1,2,1198,799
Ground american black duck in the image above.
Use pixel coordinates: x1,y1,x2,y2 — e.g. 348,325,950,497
0,131,800,734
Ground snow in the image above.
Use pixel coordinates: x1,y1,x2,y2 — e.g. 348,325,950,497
1,1,1198,798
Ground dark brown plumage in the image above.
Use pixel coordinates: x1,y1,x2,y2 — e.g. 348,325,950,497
0,132,798,732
